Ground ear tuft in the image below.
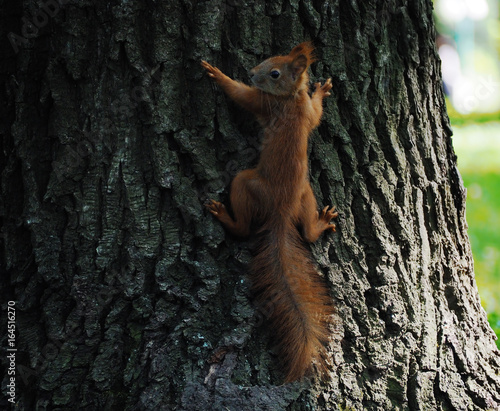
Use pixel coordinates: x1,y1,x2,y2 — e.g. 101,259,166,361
289,41,316,66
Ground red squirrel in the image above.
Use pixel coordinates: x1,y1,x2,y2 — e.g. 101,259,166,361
201,42,337,382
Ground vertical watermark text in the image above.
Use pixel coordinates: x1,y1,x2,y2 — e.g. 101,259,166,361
6,301,16,404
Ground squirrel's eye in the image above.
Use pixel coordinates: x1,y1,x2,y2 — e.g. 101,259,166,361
270,70,280,79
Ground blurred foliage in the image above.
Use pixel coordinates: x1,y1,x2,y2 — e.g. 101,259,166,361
451,121,500,348
434,0,500,113
435,0,500,347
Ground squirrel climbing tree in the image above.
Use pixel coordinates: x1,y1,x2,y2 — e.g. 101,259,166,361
1,0,499,410
202,43,337,382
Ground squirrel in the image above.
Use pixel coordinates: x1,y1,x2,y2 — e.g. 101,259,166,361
201,42,337,383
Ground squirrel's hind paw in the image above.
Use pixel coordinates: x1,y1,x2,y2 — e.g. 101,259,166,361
205,199,226,216
319,206,338,232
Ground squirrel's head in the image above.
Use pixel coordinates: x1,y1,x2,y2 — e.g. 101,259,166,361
249,42,316,96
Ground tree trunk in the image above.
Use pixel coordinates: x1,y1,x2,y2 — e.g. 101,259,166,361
2,0,499,409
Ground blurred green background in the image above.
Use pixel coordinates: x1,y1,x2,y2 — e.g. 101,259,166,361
434,0,500,346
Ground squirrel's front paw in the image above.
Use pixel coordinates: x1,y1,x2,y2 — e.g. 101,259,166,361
201,60,223,80
314,78,332,98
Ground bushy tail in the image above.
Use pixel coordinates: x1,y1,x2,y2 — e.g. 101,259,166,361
250,216,334,382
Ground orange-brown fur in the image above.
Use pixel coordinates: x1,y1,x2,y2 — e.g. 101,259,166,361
201,42,337,382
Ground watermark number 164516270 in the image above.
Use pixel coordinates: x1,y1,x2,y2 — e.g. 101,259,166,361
6,301,16,404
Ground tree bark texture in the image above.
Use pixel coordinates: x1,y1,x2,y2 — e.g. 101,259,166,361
1,0,499,410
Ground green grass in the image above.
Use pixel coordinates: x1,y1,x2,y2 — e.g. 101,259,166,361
452,121,500,347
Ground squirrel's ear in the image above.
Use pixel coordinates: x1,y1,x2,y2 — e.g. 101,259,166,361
291,54,308,80
289,42,316,64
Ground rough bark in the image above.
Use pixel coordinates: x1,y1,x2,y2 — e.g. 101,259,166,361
1,0,499,410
